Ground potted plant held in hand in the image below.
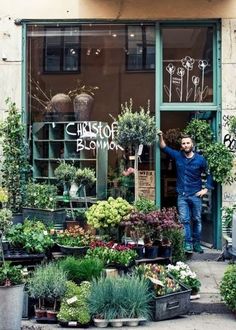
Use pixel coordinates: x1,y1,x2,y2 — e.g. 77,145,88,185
22,182,66,229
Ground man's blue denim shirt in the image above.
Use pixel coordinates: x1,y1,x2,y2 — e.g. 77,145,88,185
162,146,214,196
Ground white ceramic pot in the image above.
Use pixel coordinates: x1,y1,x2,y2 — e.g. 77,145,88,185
93,318,109,328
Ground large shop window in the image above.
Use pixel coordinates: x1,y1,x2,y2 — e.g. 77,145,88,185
162,27,213,103
27,23,155,202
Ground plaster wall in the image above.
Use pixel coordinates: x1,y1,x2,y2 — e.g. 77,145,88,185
222,18,236,207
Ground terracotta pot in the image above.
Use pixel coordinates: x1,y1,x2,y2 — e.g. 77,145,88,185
73,93,94,121
46,309,58,320
35,308,47,318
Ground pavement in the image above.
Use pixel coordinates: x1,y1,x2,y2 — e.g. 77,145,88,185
21,246,236,330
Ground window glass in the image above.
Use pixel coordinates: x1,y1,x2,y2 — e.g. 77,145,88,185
162,27,213,103
27,24,155,202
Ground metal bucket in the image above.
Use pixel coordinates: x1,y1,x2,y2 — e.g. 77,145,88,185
0,284,24,330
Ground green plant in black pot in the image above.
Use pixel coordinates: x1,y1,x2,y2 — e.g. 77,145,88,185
6,220,54,254
220,264,236,312
0,99,31,214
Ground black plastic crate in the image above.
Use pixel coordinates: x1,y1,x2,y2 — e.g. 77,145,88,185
151,282,191,321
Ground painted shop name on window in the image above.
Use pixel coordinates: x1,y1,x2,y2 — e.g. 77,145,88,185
66,121,123,151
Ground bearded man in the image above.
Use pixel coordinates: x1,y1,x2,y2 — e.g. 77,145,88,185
158,132,213,253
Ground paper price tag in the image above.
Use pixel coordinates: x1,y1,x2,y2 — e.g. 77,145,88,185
68,321,77,326
66,296,78,305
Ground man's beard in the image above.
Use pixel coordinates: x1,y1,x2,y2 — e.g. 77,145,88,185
184,147,193,155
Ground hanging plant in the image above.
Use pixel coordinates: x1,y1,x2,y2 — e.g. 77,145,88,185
203,142,234,184
184,119,213,151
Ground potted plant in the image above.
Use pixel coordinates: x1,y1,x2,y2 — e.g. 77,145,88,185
58,256,104,283
0,207,12,252
22,182,66,229
220,264,236,312
27,262,67,321
86,241,138,269
184,118,234,184
56,225,96,256
74,167,96,208
58,280,91,327
134,264,191,321
167,261,201,297
0,259,25,330
54,161,77,199
85,197,133,231
6,220,54,255
0,99,31,222
88,275,152,326
115,99,157,201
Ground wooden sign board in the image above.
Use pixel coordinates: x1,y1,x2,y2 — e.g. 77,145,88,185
138,171,155,200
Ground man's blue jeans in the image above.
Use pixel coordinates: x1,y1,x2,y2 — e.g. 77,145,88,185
177,194,202,244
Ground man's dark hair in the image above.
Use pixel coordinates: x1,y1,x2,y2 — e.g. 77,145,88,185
180,134,195,144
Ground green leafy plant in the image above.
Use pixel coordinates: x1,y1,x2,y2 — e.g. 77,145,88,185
58,256,104,283
0,99,31,213
115,99,157,149
24,182,58,209
88,276,152,319
6,220,54,253
75,168,96,187
27,262,67,311
184,119,213,151
85,197,133,229
204,143,234,184
167,261,201,294
86,243,137,267
0,262,23,286
221,204,236,228
54,162,76,184
0,208,12,234
228,116,236,136
162,228,185,264
0,187,9,207
134,197,157,214
58,281,91,324
220,264,236,312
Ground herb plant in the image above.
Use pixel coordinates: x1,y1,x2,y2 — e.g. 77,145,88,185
75,168,96,188
134,197,157,214
58,281,91,324
115,99,157,149
54,162,76,184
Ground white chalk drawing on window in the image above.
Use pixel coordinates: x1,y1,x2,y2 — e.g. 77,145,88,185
164,56,209,102
165,63,176,103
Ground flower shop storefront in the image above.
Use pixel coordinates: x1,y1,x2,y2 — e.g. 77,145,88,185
25,21,221,248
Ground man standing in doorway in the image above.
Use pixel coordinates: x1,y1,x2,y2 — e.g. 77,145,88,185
158,131,213,253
